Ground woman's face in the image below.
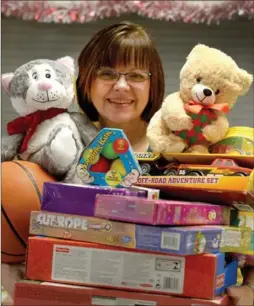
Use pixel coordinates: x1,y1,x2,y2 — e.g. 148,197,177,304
90,65,150,124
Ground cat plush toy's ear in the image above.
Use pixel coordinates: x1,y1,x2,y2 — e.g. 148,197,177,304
2,73,14,96
56,56,75,75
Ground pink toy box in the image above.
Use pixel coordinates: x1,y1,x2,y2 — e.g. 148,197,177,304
94,194,231,226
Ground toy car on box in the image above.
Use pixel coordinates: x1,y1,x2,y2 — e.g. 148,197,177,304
135,153,254,208
172,158,252,177
137,154,252,177
135,152,172,176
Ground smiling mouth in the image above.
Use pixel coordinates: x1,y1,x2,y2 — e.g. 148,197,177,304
107,98,134,105
32,98,59,103
196,93,206,103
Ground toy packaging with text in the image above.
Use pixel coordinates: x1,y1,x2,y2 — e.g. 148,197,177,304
135,152,254,208
25,236,238,300
76,128,141,187
29,212,252,255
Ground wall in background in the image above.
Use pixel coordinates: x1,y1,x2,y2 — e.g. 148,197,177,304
1,15,253,134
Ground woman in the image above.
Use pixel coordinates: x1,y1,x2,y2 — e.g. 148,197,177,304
76,21,164,152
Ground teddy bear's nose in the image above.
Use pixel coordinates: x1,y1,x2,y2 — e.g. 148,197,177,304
203,89,212,96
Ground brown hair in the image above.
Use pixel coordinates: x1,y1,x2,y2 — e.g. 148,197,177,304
77,21,165,122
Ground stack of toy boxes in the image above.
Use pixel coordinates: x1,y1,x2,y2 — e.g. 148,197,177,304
16,200,249,305
14,183,239,306
16,180,252,305
13,129,252,305
133,152,254,285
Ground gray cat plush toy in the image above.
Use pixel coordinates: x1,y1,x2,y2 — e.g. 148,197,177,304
1,56,98,180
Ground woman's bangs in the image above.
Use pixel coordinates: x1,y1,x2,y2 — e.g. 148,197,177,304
99,37,152,71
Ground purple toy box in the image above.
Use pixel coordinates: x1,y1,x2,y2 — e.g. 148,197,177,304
41,182,146,216
134,224,223,255
134,225,252,255
94,194,231,226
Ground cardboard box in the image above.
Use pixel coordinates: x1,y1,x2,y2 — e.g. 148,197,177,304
76,128,141,187
230,210,254,252
30,211,137,248
25,237,238,299
30,212,252,255
135,153,254,208
230,211,254,230
41,182,146,216
130,186,160,200
14,281,230,306
94,194,231,226
219,226,252,252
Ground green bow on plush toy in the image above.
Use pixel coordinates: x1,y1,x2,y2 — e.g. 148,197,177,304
174,100,230,147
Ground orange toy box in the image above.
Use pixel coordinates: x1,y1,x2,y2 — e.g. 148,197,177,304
135,153,254,209
14,281,230,306
25,237,238,300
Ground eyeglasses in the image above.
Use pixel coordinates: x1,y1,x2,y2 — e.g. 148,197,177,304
96,68,151,83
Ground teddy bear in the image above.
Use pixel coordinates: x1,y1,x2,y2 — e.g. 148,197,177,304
147,44,253,154
1,56,98,180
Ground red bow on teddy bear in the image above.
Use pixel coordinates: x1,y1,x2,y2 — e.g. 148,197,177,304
184,100,230,114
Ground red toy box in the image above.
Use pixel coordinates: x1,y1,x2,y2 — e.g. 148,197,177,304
14,281,230,306
25,237,237,299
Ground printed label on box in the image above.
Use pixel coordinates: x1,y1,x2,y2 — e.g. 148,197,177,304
31,211,136,248
221,230,242,248
160,232,181,251
92,296,157,306
52,245,185,294
220,227,252,251
216,274,225,289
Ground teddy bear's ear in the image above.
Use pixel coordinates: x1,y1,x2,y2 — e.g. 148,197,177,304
236,69,253,96
1,73,14,96
56,56,75,75
180,44,210,77
187,44,210,58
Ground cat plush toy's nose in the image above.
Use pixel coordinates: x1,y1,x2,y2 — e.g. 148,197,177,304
38,81,52,91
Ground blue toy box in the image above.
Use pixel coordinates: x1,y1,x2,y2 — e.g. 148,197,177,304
132,224,251,255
